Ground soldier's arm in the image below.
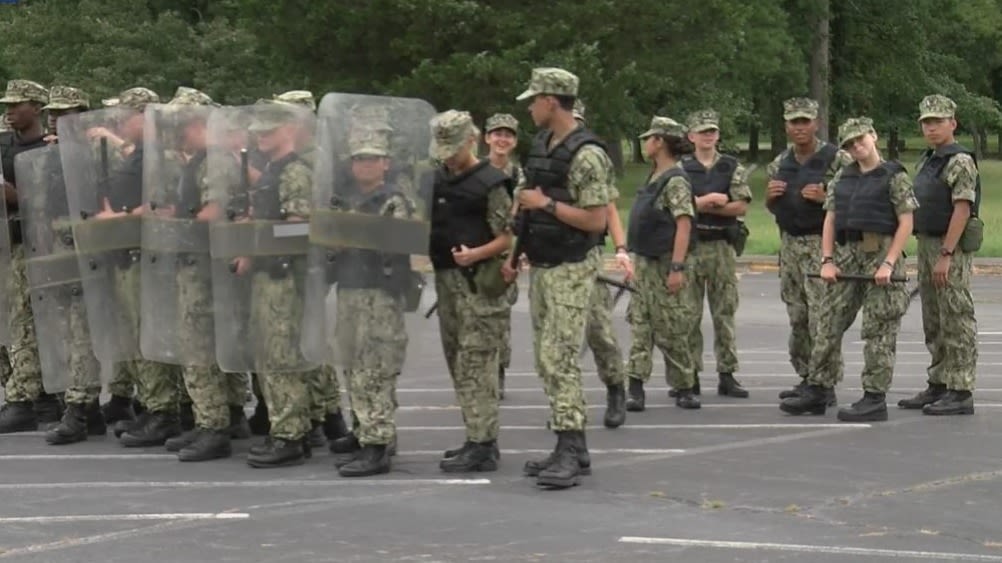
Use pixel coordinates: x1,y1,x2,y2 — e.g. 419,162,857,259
661,176,694,264
764,154,783,211
468,185,514,260
885,171,917,266
279,161,312,221
551,144,610,234
940,154,977,253
820,170,841,261
707,161,752,217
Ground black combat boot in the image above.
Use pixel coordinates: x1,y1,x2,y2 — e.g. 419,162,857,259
228,405,251,440
718,373,749,398
0,401,37,433
625,377,645,412
440,441,499,473
498,366,506,400
837,391,888,422
338,444,390,477
101,395,135,424
674,388,701,409
779,378,809,399
922,390,975,416
306,420,327,448
85,398,106,435
247,437,306,468
536,431,586,489
323,409,349,441
178,428,232,462
35,393,63,427
45,403,88,445
119,411,181,447
669,376,701,398
898,383,948,409
179,402,195,432
779,384,831,415
330,432,360,454
524,433,591,477
132,398,146,416
114,410,149,439
165,429,199,452
248,400,270,436
444,440,501,460
603,384,626,428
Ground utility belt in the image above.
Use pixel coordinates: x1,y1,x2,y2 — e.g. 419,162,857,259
697,223,749,256
438,257,509,300
695,228,730,242
836,230,890,252
781,226,823,237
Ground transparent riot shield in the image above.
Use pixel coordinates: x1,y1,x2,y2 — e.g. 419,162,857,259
207,103,319,374
15,145,100,393
0,148,11,346
301,94,436,371
140,103,216,367
58,108,143,365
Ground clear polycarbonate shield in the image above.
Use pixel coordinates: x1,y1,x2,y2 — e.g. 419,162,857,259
140,103,216,366
300,93,436,369
15,145,100,393
207,103,319,373
0,147,11,346
58,108,144,366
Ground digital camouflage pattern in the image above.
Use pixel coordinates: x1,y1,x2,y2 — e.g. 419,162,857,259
6,245,43,402
485,113,518,134
585,280,625,386
783,97,819,121
429,109,476,161
837,117,876,148
918,94,957,121
639,116,685,139
515,67,579,100
0,79,48,104
686,109,720,133
43,86,89,110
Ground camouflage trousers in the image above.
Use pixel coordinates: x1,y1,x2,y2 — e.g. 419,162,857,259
436,269,503,443
584,279,625,387
529,248,602,432
689,238,739,374
917,235,977,391
182,365,248,430
334,288,406,446
5,245,43,402
624,284,669,385
497,284,516,369
629,255,699,389
808,238,910,393
63,290,101,404
106,363,135,398
259,371,312,440
308,364,342,422
779,233,842,383
0,347,11,393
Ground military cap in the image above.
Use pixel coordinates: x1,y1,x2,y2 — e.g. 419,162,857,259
783,97,819,121
116,87,160,111
485,113,518,134
837,116,876,148
639,116,686,139
248,100,296,132
166,86,215,107
918,94,957,121
429,109,477,161
101,97,120,108
687,109,720,133
0,79,48,105
43,85,90,110
350,103,393,132
349,129,390,157
274,90,316,112
515,67,579,101
572,99,586,122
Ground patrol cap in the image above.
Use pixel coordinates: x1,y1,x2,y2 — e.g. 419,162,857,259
0,79,48,105
166,86,216,107
686,109,720,133
918,94,957,121
116,87,160,112
837,116,876,148
274,90,316,112
515,67,579,101
783,97,819,121
248,101,296,132
43,85,90,110
485,113,518,134
350,103,393,132
639,116,686,139
429,109,477,161
349,129,390,157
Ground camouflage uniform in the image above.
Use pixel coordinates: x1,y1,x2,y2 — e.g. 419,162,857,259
766,98,852,392
684,110,752,391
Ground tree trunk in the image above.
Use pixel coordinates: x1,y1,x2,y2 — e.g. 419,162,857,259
748,122,760,162
770,95,787,157
887,126,900,161
809,0,831,142
631,137,645,163
607,137,625,176
997,130,1002,158
977,126,988,160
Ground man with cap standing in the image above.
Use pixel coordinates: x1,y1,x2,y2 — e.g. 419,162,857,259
503,68,611,489
766,97,851,405
899,95,980,416
0,79,63,433
430,110,513,473
681,109,751,399
570,99,628,427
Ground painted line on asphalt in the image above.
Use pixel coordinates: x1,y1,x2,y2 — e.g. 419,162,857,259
0,513,248,523
401,448,685,455
617,536,1002,561
0,454,176,460
0,479,491,490
398,423,871,430
397,403,1002,411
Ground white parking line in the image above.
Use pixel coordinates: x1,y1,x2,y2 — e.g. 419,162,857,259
0,454,176,460
398,423,870,430
0,479,491,489
618,536,1002,561
0,513,248,523
401,448,685,455
396,403,1002,410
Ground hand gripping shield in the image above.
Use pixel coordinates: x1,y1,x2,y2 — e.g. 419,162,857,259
300,93,436,370
15,145,99,393
58,108,143,365
207,103,319,373
139,103,216,366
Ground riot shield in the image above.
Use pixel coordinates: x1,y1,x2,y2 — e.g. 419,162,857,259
58,108,143,365
207,103,319,373
301,93,436,369
0,148,11,346
15,145,92,393
140,103,216,366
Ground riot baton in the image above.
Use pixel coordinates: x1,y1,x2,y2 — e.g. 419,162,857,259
807,272,909,283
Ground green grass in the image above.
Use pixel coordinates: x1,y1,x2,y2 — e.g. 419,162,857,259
612,151,1002,257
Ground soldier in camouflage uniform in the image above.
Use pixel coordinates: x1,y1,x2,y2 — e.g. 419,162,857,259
899,95,979,416
781,118,915,421
503,68,611,489
680,110,751,399
0,79,63,433
766,97,851,405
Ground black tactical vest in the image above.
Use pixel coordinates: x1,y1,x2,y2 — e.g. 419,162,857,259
520,127,605,265
251,151,302,220
913,143,978,236
683,153,739,231
832,161,905,240
429,159,510,270
772,143,839,236
328,183,412,294
627,168,695,259
106,144,145,213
